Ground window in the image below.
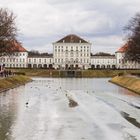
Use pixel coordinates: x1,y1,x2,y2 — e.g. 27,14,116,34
65,58,68,63
84,59,85,63
70,58,73,62
71,52,73,57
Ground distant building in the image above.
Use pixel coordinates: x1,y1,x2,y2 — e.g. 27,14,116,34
53,34,91,70
27,55,53,69
116,44,140,69
0,41,28,68
91,55,116,69
0,35,139,69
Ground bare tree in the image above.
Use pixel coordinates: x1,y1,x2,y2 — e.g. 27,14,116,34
124,13,140,62
0,8,17,54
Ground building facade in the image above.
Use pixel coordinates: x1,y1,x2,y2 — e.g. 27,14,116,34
27,56,53,69
115,44,140,69
0,41,28,68
0,34,140,70
53,34,91,70
91,55,116,69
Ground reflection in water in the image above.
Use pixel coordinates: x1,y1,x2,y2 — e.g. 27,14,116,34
0,87,24,140
0,78,139,140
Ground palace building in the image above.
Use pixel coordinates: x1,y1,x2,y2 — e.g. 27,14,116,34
0,34,140,69
53,34,91,70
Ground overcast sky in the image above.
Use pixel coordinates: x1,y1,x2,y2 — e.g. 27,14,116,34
0,0,140,54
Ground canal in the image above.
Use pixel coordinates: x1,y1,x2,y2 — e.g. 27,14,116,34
0,78,140,140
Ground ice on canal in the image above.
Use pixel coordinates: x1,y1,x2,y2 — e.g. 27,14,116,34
0,78,140,140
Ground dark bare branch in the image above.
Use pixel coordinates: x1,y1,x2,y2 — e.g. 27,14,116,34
124,13,140,62
0,8,17,55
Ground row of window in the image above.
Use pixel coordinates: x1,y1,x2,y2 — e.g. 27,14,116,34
119,59,139,64
28,59,52,63
0,58,26,63
91,65,116,69
9,53,26,56
55,49,90,52
55,58,89,63
55,46,89,49
54,53,90,57
4,64,26,67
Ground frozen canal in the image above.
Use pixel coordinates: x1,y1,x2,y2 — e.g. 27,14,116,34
0,78,140,140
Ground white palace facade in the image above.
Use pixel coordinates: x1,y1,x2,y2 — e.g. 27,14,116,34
0,34,140,70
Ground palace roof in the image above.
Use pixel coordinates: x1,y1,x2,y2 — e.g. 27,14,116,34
9,41,27,52
55,34,89,43
117,43,128,53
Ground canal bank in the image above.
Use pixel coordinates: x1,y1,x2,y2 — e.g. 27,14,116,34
110,75,140,95
9,68,140,78
0,75,32,93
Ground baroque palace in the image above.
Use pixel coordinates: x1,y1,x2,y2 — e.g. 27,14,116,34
0,34,140,70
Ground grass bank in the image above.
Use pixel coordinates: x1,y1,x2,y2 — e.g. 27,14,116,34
8,68,140,78
110,76,140,95
82,70,140,77
0,75,32,93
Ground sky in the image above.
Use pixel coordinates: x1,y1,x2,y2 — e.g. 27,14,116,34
0,0,140,54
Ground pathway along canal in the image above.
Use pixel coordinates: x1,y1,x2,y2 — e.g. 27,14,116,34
0,78,140,140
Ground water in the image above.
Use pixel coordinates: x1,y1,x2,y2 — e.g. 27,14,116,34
0,78,140,140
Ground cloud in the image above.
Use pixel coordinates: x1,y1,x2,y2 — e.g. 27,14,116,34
0,0,140,53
